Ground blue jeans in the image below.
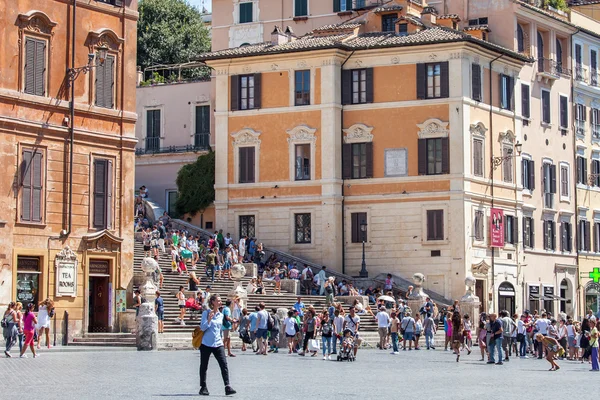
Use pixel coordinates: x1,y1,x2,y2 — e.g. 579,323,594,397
322,336,332,356
332,335,342,353
391,332,399,352
592,347,599,371
205,265,215,281
425,331,434,348
490,337,503,363
519,338,527,357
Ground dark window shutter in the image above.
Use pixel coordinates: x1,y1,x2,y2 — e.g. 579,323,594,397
34,40,46,96
508,77,514,111
333,0,341,12
441,137,450,174
595,223,599,253
24,38,36,95
418,139,427,175
551,222,556,250
550,164,557,194
342,70,352,105
96,58,105,107
427,211,434,240
440,62,449,98
522,217,527,247
21,150,32,221
529,160,535,190
104,55,115,108
561,223,566,252
582,105,588,122
531,218,535,247
351,213,358,243
32,152,43,222
513,217,518,245
560,96,568,127
522,84,530,118
230,76,239,111
106,160,113,229
577,157,582,184
239,148,247,183
584,158,588,184
577,221,582,251
93,159,107,228
253,73,261,109
472,64,481,101
543,220,548,250
365,68,374,103
416,64,426,100
248,147,256,183
346,0,353,10
342,143,352,179
365,142,373,178
586,221,592,251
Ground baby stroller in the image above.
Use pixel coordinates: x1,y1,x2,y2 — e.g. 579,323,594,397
337,329,356,362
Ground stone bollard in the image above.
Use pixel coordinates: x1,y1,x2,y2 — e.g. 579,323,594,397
276,307,288,349
136,302,158,351
459,276,480,323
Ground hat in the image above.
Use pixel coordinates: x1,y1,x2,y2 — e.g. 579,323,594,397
206,285,212,289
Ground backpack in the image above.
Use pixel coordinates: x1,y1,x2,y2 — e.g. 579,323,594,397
322,321,332,336
267,314,274,331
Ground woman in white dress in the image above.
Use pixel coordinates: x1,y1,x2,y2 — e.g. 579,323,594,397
36,298,54,349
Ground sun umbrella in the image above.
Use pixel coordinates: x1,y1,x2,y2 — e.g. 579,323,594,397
378,295,395,303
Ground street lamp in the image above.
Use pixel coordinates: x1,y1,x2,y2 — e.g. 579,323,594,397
67,46,108,83
359,221,368,278
492,141,522,170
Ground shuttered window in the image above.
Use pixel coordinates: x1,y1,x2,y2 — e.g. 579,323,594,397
502,146,513,183
20,149,44,223
559,95,568,128
239,2,253,23
471,64,482,102
542,90,551,123
238,147,255,183
351,212,367,243
334,0,353,12
591,159,600,187
416,62,449,99
505,215,518,245
594,222,600,253
560,222,572,253
523,216,534,248
93,158,113,229
146,109,161,151
522,159,535,191
24,37,46,96
560,165,569,198
95,54,115,109
231,74,261,110
342,68,373,105
427,210,444,241
295,0,308,17
577,156,588,185
521,84,530,118
579,220,592,252
474,210,484,241
473,139,483,177
418,138,449,175
194,105,210,148
500,74,514,110
342,142,373,179
543,220,556,251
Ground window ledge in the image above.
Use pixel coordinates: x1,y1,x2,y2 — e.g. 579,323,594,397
337,11,353,16
559,197,571,204
293,16,308,21
541,122,553,129
422,239,448,246
14,222,47,229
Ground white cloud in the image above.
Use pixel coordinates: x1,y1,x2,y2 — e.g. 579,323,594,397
187,0,211,12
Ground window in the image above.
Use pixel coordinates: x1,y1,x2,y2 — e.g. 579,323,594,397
577,156,588,185
523,216,534,248
505,215,517,245
166,190,178,216
559,95,568,129
474,210,484,241
592,49,598,86
294,144,311,180
294,213,311,244
576,103,586,136
499,74,514,110
427,138,443,175
194,105,210,148
342,142,373,179
560,221,572,252
20,149,44,223
238,147,255,183
537,32,545,73
592,108,600,138
239,2,253,23
16,257,41,311
295,70,310,106
342,68,373,105
95,54,115,108
352,69,367,104
521,84,530,119
472,64,482,102
382,14,396,32
575,43,583,80
522,158,535,191
579,220,591,252
352,143,368,179
502,146,513,183
427,210,444,241
231,74,261,111
543,162,556,209
24,37,46,97
543,220,556,251
417,62,449,99
239,215,255,238
398,23,408,36
594,222,600,252
473,139,484,177
517,24,525,53
591,159,600,187
295,0,308,17
93,158,113,229
351,212,367,243
146,109,161,151
541,90,551,124
560,165,569,198
334,0,352,12
418,137,449,175
556,39,564,73
468,17,488,25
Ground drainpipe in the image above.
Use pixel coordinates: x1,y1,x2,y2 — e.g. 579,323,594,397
489,53,503,313
64,0,77,238
570,28,581,318
340,50,355,275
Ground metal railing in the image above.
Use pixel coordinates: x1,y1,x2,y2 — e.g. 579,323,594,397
538,58,571,78
145,136,160,152
576,119,586,137
137,141,210,156
194,133,210,148
575,66,587,83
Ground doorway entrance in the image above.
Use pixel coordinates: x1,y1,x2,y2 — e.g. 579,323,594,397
89,276,109,332
497,281,516,315
476,280,486,313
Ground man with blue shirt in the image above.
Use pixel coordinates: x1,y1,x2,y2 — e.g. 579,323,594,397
293,297,305,317
248,306,259,350
255,302,270,356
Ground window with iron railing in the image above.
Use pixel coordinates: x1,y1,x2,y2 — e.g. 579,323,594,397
576,103,586,136
592,108,600,138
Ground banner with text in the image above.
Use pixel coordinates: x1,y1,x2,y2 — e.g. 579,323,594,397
490,208,505,248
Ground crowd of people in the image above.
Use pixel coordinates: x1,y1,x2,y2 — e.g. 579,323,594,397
2,298,56,358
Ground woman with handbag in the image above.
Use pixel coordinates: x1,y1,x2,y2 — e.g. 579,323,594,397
199,294,236,396
2,302,18,357
299,309,318,357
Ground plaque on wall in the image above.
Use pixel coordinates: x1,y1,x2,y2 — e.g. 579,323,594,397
384,148,408,177
89,260,110,275
55,246,78,298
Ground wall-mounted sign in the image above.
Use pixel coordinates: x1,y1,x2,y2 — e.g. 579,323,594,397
17,256,40,271
498,282,515,297
89,260,110,275
55,247,78,298
490,208,505,248
116,290,127,313
384,148,408,177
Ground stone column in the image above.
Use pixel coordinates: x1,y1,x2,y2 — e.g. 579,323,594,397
459,276,480,321
136,302,158,351
214,72,230,231
406,273,428,316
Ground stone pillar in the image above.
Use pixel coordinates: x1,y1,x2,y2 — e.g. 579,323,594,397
140,257,158,300
459,276,480,321
276,307,288,349
214,73,230,231
406,273,428,316
228,264,248,305
136,302,158,351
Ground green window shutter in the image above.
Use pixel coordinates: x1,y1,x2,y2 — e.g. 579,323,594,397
346,0,353,10
296,0,308,16
333,0,341,12
93,159,107,228
440,61,449,98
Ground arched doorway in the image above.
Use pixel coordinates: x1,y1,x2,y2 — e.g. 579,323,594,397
560,279,569,313
498,281,516,315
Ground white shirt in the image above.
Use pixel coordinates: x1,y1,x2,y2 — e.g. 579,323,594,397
517,319,526,335
238,239,246,253
401,317,415,332
566,324,576,336
333,316,344,334
283,317,297,336
344,314,360,333
535,318,549,334
376,311,390,328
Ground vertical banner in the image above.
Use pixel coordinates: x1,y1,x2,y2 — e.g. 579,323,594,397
108,282,113,329
490,208,505,247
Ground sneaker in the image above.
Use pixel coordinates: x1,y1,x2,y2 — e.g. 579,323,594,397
199,387,209,396
34,354,40,358
327,355,331,360
180,321,186,326
495,362,503,365
225,386,236,396
323,356,327,360
431,346,436,350
393,351,399,355
20,354,28,358
486,361,495,364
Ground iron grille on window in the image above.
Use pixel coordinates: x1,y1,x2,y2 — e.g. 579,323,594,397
294,213,311,244
239,215,255,238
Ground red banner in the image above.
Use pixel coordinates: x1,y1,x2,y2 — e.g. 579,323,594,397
490,208,505,248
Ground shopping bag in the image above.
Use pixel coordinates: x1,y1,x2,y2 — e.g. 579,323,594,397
308,339,320,352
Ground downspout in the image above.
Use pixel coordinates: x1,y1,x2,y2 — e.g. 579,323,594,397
65,0,77,237
340,50,355,275
570,28,581,318
489,53,503,312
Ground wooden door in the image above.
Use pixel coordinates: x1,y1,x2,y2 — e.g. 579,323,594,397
89,276,109,332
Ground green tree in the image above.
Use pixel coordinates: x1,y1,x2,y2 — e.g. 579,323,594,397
137,0,211,72
545,0,568,11
175,151,215,217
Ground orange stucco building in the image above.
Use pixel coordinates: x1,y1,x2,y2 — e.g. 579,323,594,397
0,0,138,340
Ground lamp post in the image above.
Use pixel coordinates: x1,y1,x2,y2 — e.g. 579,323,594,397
492,141,522,170
359,221,368,278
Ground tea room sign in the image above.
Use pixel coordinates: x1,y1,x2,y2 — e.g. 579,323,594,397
55,246,78,297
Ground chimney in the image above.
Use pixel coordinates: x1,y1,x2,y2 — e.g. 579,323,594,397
285,26,297,43
420,6,437,27
271,25,287,45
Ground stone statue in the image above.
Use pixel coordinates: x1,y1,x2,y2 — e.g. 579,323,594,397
408,273,427,300
140,257,158,300
461,276,479,303
228,264,248,301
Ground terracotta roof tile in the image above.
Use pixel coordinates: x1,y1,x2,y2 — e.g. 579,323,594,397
464,24,491,32
373,5,404,13
397,15,425,27
437,14,460,19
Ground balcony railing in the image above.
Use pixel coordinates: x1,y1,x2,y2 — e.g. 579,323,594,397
194,132,210,149
576,119,586,137
544,192,554,209
537,58,571,78
137,134,210,156
145,136,160,152
593,124,600,139
575,66,587,82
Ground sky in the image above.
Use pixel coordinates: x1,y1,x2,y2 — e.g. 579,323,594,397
188,0,212,12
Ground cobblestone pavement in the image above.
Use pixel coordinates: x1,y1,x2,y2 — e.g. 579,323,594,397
0,347,592,399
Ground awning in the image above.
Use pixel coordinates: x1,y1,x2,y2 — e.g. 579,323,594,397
529,294,541,300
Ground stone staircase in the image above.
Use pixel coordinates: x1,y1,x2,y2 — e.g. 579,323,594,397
70,333,137,347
